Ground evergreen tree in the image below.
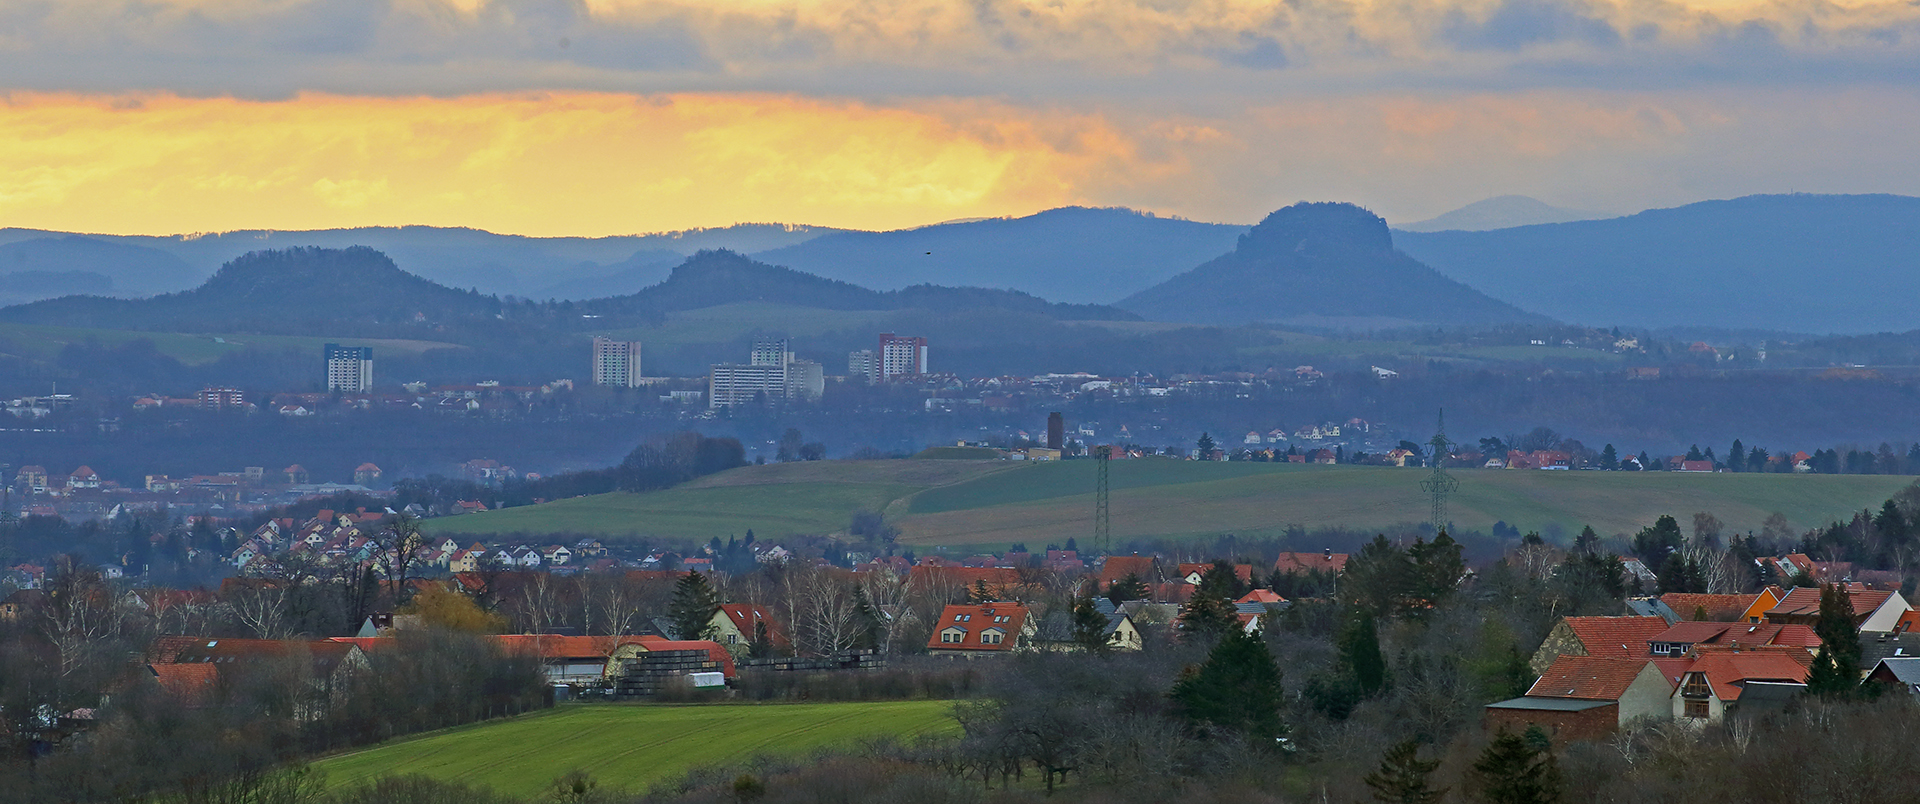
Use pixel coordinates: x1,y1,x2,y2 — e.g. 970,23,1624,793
1339,608,1388,696
1638,450,1653,471
1364,740,1448,804
1069,593,1113,655
1344,535,1415,617
1470,729,1562,804
1180,589,1240,643
1573,525,1600,554
1632,515,1684,563
1599,444,1619,470
1196,432,1217,460
1728,439,1746,472
1409,532,1465,608
1197,560,1245,599
1685,444,1704,461
667,572,722,641
1169,629,1286,740
1105,572,1150,605
1806,583,1863,697
967,579,996,603
748,619,775,659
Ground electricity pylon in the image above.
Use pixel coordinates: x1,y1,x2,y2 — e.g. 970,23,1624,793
1419,410,1458,534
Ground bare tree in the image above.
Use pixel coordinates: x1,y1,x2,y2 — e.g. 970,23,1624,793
39,557,124,681
861,568,914,653
516,572,561,634
369,513,425,603
590,573,644,636
231,583,293,640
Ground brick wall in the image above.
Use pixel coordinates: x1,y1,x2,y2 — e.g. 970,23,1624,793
1484,702,1618,743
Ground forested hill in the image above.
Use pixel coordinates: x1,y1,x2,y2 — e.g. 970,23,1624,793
1118,202,1548,328
1392,193,1920,333
0,246,503,332
752,206,1247,305
577,249,1139,321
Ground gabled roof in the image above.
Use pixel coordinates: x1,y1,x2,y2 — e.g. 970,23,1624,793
1562,616,1671,659
1660,593,1757,622
1765,586,1893,621
1527,656,1659,700
1096,556,1159,588
909,565,1023,592
1681,650,1811,701
148,663,218,705
1238,589,1286,604
1274,552,1347,574
1649,621,1820,651
1867,657,1920,686
719,604,789,648
927,603,1030,652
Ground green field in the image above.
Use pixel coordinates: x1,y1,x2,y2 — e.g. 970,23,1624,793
313,702,958,798
423,458,1916,546
0,321,462,365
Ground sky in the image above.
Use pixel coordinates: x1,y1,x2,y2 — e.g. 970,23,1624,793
3,0,1919,236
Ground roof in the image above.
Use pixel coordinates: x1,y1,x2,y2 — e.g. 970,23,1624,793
1682,650,1812,701
1660,593,1757,622
1238,589,1286,604
1867,657,1920,685
927,603,1030,652
1649,621,1820,651
488,635,734,675
719,605,789,648
1178,563,1253,585
1860,632,1920,665
1096,556,1158,588
1765,587,1894,621
1562,616,1672,659
909,565,1024,592
162,638,361,675
1274,552,1347,574
1485,696,1615,712
148,663,218,704
1527,656,1657,700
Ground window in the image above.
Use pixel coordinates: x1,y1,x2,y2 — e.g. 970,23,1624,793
1682,674,1712,698
726,634,738,644
981,630,1004,645
941,629,964,644
1684,699,1710,719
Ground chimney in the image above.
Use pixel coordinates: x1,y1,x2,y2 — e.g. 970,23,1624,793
1324,547,1333,560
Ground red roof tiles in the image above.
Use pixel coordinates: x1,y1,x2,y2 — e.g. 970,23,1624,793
1563,616,1672,660
1660,593,1757,622
927,603,1029,652
1528,656,1657,700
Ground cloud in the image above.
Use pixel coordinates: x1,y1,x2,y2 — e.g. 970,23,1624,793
5,87,1920,236
2,1,1919,99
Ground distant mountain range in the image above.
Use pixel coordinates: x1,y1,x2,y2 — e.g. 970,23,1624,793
1395,196,1614,232
1393,194,1920,334
1118,202,1544,328
751,207,1245,305
8,193,1920,334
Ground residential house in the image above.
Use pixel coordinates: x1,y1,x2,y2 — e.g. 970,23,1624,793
1645,621,1820,657
1094,555,1166,591
927,603,1034,656
482,635,734,685
1661,592,1762,622
1864,657,1920,697
1530,616,1672,675
1274,550,1348,576
1485,656,1676,740
1764,586,1911,632
710,604,787,657
352,463,382,486
283,464,309,484
541,545,572,566
1670,647,1810,721
1742,587,1789,623
67,466,101,489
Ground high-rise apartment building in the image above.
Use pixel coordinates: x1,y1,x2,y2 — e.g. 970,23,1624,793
847,350,878,383
878,333,928,380
324,344,373,392
591,337,644,387
711,339,823,408
751,338,792,368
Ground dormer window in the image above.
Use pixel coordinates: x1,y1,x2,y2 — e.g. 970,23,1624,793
940,628,965,644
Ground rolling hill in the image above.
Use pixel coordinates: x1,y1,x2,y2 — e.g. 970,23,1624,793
1395,196,1615,233
1392,193,1920,333
0,246,502,333
1118,202,1548,329
753,207,1247,305
424,459,1915,549
0,235,200,302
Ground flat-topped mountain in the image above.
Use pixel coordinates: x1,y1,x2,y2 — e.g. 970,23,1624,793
1118,202,1546,329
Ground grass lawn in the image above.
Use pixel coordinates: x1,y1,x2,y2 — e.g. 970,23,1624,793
420,458,1917,548
312,701,957,798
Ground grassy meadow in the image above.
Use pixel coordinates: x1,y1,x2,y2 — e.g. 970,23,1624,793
312,701,958,798
422,458,1916,547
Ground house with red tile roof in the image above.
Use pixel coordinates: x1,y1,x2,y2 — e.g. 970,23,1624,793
147,663,218,708
1764,586,1911,632
1095,555,1165,590
1670,647,1810,721
1176,563,1254,587
487,634,734,683
1660,593,1757,622
1530,616,1671,675
1741,587,1788,623
908,565,1028,600
1274,550,1347,575
1646,621,1820,657
711,604,788,657
927,603,1033,656
1486,656,1674,740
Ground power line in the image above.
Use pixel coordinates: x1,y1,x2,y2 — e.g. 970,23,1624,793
1419,410,1458,534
